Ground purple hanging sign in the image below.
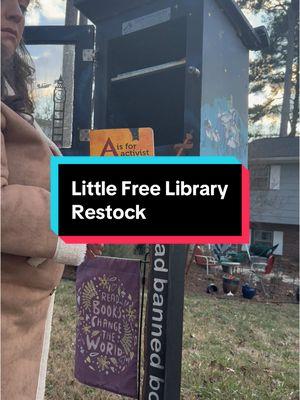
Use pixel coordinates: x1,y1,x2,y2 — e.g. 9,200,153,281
75,257,141,398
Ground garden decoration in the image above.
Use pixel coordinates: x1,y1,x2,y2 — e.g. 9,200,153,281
242,283,256,299
207,284,218,294
223,274,240,294
194,245,221,275
222,264,233,274
221,259,242,275
249,244,278,258
212,244,233,261
75,257,141,398
228,251,248,263
247,254,276,297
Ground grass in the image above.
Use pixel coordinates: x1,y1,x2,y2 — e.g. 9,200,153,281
182,295,299,400
45,280,299,400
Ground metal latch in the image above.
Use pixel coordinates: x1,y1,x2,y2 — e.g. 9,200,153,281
82,49,95,62
79,129,90,141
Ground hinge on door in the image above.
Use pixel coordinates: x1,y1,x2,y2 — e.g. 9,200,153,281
82,49,95,62
79,129,90,141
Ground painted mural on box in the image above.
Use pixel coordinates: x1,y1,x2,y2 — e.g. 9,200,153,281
201,97,247,164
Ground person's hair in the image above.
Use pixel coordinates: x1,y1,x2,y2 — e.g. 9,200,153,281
1,39,35,118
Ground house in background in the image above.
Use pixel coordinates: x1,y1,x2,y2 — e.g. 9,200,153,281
249,136,299,265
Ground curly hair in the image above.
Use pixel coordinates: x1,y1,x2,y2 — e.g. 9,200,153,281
1,39,35,117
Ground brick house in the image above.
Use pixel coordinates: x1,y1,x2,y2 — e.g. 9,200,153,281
249,136,299,264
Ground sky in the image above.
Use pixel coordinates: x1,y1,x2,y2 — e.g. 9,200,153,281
26,0,66,26
26,1,68,120
26,0,68,85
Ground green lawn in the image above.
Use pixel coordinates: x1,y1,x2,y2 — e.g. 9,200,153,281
45,280,299,400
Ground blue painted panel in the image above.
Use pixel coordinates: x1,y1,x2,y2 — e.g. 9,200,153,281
200,0,249,165
201,97,248,164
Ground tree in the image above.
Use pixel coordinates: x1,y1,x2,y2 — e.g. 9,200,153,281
278,0,299,136
238,0,299,137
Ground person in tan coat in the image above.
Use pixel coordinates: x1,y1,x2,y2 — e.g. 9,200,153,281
1,1,103,399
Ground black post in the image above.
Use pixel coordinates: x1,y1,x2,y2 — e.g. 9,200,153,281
144,244,188,400
163,245,187,399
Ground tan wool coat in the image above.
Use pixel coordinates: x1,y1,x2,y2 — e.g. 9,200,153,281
1,102,65,400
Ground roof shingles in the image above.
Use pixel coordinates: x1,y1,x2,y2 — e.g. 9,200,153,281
249,137,300,160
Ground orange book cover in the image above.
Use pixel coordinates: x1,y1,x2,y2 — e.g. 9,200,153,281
90,128,155,156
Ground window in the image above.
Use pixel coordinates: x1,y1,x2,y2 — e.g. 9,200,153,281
252,230,273,248
251,165,270,190
27,44,75,148
251,164,281,191
269,165,281,190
